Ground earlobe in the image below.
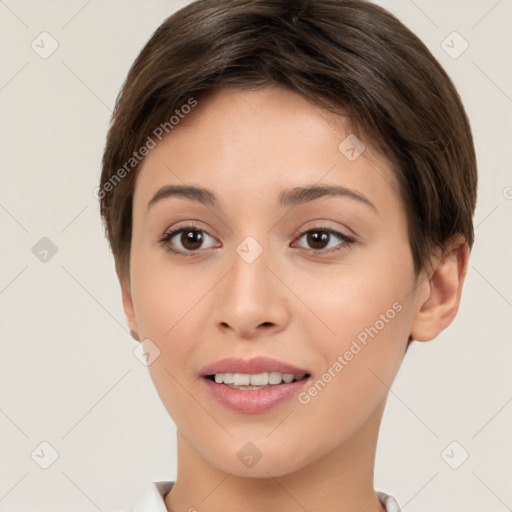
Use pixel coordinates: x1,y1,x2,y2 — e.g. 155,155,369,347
116,263,141,342
410,236,470,342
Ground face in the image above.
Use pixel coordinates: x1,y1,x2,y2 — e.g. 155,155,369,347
123,86,429,477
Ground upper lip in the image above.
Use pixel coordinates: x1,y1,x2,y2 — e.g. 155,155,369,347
200,356,309,376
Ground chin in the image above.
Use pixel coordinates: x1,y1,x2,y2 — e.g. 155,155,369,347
216,455,306,479
197,435,315,479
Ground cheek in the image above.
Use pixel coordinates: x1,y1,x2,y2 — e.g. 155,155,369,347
293,257,411,340
295,287,412,444
129,254,202,421
295,243,415,388
130,244,217,368
130,242,202,337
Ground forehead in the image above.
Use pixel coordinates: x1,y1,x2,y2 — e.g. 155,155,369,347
134,86,401,214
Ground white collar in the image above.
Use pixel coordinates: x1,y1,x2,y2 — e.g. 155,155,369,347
131,482,174,512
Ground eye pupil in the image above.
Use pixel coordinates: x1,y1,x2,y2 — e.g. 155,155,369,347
307,231,329,249
182,230,203,250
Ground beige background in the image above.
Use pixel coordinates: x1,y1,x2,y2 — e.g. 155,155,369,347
1,1,511,511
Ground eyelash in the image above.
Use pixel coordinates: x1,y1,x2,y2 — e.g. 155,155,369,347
158,224,355,257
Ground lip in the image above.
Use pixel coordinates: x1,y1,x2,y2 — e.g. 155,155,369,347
199,356,311,414
199,356,309,377
202,377,310,414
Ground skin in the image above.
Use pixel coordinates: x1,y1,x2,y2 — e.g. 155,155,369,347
119,86,470,512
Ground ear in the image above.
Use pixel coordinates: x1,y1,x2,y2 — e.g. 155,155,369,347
410,235,470,342
116,263,141,342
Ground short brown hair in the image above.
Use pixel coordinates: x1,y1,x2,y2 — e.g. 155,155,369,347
100,0,478,285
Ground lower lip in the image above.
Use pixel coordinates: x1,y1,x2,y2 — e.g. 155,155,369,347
202,377,309,414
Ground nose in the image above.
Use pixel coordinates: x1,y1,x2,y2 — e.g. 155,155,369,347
213,246,290,339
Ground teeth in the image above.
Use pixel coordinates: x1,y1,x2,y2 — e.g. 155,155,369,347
250,372,269,386
268,371,283,385
211,371,306,386
234,373,251,386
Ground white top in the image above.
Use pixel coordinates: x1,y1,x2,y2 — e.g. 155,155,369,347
129,481,402,512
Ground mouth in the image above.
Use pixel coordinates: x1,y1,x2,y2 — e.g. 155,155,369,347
199,356,312,413
199,355,311,388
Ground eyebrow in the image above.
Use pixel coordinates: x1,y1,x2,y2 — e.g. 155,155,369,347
147,184,378,214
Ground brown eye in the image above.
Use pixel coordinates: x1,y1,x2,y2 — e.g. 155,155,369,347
305,231,330,250
160,226,217,254
180,230,204,251
294,228,354,253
